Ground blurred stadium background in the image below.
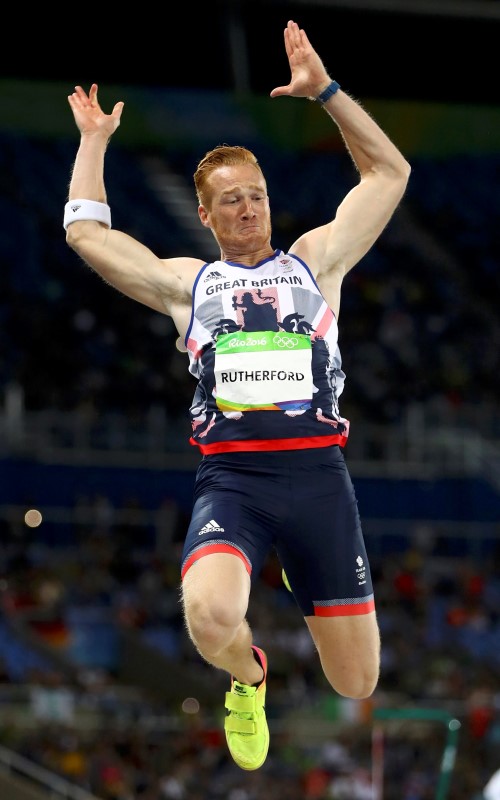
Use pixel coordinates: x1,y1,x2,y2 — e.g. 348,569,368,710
0,1,499,798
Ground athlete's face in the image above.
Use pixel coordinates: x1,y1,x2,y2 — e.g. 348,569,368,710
198,164,272,253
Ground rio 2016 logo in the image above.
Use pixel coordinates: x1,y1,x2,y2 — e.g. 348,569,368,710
228,337,268,348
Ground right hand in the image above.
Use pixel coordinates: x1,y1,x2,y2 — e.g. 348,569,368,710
68,84,124,138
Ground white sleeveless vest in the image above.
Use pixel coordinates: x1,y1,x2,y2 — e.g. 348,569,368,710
185,250,350,454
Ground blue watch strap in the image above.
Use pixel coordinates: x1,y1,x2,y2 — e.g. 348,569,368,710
316,80,341,104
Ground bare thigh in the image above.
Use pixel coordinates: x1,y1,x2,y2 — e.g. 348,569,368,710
182,552,251,630
306,612,381,699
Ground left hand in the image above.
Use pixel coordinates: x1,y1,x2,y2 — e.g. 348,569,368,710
270,19,331,100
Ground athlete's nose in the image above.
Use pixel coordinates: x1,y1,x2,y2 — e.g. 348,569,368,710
241,199,257,217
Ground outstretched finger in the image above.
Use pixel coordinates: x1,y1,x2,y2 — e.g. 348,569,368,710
287,19,301,44
88,83,99,107
283,25,294,60
111,101,125,121
269,84,291,98
284,20,300,55
69,85,91,110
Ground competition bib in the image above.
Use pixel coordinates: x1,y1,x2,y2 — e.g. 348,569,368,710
214,330,313,412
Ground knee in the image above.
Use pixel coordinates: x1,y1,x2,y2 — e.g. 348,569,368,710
183,593,243,652
324,660,379,700
337,670,379,700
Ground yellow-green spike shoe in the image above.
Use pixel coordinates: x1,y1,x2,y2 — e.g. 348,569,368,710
224,646,269,770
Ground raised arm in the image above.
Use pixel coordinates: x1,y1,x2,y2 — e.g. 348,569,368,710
271,20,411,313
65,84,199,322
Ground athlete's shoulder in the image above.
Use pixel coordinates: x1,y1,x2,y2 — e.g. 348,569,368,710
161,256,213,290
161,255,205,272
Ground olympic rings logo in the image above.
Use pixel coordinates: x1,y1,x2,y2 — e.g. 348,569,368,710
273,334,299,348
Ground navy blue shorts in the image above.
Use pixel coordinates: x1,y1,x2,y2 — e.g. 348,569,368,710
181,446,375,618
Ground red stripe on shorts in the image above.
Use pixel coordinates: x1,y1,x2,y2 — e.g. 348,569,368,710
181,543,251,579
314,598,375,617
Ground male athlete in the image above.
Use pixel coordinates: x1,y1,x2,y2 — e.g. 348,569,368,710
65,19,410,770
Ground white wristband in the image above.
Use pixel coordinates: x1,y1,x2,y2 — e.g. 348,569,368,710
63,199,112,231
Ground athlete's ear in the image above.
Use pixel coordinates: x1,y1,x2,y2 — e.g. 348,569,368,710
198,205,211,228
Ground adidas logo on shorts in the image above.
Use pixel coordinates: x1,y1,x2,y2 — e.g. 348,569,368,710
198,519,225,535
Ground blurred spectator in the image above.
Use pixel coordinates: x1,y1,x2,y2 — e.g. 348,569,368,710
30,669,75,724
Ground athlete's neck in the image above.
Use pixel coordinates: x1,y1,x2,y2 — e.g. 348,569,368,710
219,246,276,267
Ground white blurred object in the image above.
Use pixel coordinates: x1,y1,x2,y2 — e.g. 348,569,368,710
484,769,500,800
